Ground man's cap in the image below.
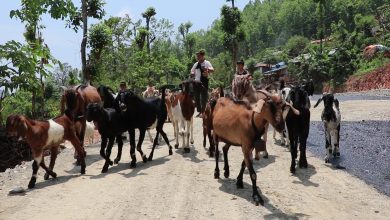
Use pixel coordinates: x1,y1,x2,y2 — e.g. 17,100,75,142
237,59,245,65
120,82,126,86
196,49,206,56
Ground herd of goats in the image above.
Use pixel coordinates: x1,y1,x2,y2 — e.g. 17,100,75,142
5,75,341,206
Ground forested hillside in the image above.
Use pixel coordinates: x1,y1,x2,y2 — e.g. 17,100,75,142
0,0,389,122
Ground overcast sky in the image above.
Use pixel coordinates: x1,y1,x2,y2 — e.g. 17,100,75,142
0,0,250,68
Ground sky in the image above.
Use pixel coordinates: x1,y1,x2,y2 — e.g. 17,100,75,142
0,0,250,69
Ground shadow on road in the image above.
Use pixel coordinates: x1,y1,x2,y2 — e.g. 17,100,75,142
175,146,205,163
217,179,309,219
291,164,319,187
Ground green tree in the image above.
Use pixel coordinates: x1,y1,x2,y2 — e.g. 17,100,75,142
142,7,157,54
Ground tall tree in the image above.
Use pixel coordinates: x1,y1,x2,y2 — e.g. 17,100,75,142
142,7,157,54
70,0,105,83
9,0,76,118
220,5,245,79
314,0,326,53
227,0,235,8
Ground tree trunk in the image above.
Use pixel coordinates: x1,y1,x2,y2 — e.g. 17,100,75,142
31,90,36,119
81,0,89,83
232,0,235,8
39,70,45,118
146,18,150,54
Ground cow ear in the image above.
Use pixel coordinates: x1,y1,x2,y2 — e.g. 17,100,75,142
253,99,265,113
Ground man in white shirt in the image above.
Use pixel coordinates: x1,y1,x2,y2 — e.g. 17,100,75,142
190,49,214,116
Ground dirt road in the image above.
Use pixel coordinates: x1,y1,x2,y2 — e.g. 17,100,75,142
1,99,390,220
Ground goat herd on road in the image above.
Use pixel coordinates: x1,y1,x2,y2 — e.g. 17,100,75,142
5,77,341,206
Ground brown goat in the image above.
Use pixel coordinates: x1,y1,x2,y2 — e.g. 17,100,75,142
232,76,295,159
202,87,224,157
212,91,287,206
6,114,86,188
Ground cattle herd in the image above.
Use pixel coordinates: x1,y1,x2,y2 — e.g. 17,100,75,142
5,78,341,206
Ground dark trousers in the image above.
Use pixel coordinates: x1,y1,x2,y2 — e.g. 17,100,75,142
195,84,208,113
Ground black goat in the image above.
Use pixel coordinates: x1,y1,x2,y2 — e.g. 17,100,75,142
286,86,311,173
85,103,127,173
115,88,172,167
314,93,341,163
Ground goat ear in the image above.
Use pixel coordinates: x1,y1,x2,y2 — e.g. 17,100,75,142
253,99,265,113
314,97,322,108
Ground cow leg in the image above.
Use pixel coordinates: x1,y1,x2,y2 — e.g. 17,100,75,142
136,129,148,163
129,129,137,168
114,134,123,164
44,147,58,180
244,149,264,206
298,136,308,168
214,140,220,179
325,126,331,163
290,138,297,174
28,153,43,188
223,144,231,178
236,160,246,189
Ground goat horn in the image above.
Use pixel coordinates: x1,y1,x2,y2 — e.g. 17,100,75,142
257,90,272,98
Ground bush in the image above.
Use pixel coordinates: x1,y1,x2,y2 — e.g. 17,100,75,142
284,35,310,57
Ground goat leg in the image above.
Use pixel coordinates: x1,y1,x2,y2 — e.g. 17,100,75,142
290,139,297,174
114,135,123,164
214,141,220,179
137,129,148,163
129,129,137,168
102,137,115,173
325,127,331,163
40,159,57,179
174,122,179,149
236,160,245,189
44,147,58,180
246,158,264,206
336,124,341,157
298,138,308,168
222,144,230,178
148,132,159,161
28,154,43,188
